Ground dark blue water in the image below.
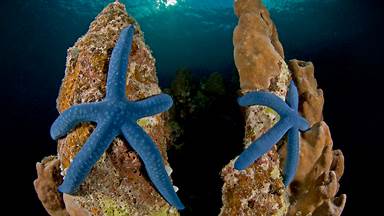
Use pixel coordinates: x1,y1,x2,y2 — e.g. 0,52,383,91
1,0,383,215
2,0,372,86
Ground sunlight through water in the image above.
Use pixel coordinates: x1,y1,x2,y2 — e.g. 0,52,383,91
39,0,359,85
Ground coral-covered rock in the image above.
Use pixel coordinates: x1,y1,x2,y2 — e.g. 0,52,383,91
221,1,346,216
220,0,291,215
220,153,287,216
63,194,91,216
35,2,178,215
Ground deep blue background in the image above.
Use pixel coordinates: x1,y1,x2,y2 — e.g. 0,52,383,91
1,0,383,215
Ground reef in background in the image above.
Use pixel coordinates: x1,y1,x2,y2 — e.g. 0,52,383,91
34,2,179,216
164,69,244,215
219,0,346,216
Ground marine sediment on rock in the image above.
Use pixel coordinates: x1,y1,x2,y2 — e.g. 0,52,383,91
34,2,178,215
220,0,346,216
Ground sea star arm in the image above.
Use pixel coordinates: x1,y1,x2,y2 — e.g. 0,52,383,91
293,115,310,131
50,103,103,139
238,91,292,115
121,123,185,210
234,118,292,170
283,127,300,186
287,80,299,111
134,93,173,118
235,81,310,186
58,122,119,194
51,25,184,209
106,25,134,100
287,81,310,131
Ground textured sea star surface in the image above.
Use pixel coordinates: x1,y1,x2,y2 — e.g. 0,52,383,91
50,25,185,210
235,81,309,185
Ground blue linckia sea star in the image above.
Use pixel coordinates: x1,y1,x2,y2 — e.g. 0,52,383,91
50,25,185,210
234,81,310,186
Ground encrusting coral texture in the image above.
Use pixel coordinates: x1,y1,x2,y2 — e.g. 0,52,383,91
50,25,184,210
220,0,346,216
34,2,180,216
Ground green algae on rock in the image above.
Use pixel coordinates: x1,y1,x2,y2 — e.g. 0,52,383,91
34,2,179,215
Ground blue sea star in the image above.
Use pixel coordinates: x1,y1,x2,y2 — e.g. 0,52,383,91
234,81,310,186
50,25,185,210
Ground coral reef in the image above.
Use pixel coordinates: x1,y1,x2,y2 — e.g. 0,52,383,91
50,25,183,209
34,2,179,215
220,0,345,216
166,70,229,147
165,70,243,215
34,0,346,215
220,0,291,215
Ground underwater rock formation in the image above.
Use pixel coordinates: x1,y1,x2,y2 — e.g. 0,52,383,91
220,0,345,216
34,2,179,216
220,1,290,215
